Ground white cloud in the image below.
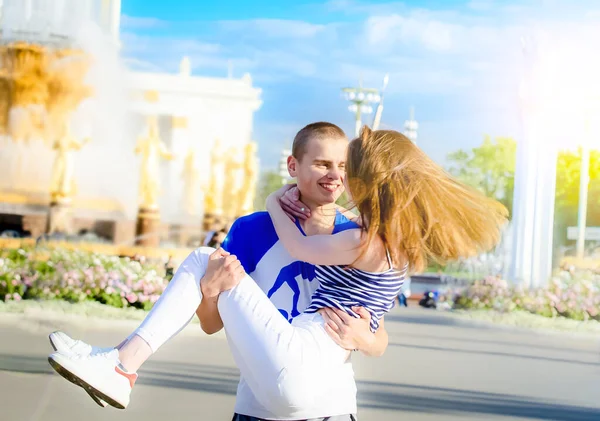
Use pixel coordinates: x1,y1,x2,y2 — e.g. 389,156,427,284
219,19,325,39
362,11,523,56
120,15,167,29
115,0,600,173
467,0,495,11
324,0,409,15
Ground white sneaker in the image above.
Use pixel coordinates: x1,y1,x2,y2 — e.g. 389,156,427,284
48,331,111,408
49,331,111,357
48,348,136,409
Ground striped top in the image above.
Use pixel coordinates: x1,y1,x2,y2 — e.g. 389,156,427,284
305,249,408,332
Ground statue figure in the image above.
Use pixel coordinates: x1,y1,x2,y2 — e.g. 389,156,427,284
223,145,245,218
135,116,174,210
181,147,200,216
238,142,258,216
50,121,89,202
204,138,226,216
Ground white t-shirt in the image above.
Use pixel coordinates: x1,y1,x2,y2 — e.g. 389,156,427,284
222,211,358,420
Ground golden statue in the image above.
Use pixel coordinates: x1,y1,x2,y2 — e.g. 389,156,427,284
238,142,259,216
135,116,174,209
204,138,226,216
181,147,200,216
223,145,245,218
50,121,89,202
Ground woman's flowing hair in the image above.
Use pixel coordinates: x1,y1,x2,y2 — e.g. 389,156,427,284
346,126,509,273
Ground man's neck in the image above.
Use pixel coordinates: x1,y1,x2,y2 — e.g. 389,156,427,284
300,200,337,236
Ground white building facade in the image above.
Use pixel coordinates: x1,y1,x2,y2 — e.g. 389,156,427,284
0,0,262,234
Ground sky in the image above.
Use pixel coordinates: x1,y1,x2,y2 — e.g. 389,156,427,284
119,0,600,171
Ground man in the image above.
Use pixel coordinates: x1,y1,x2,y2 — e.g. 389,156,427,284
197,122,388,421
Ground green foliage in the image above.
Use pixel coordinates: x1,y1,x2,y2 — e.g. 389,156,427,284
447,136,600,247
447,136,516,217
554,149,600,243
254,171,285,211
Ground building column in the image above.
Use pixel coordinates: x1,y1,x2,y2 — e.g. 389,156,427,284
509,108,557,289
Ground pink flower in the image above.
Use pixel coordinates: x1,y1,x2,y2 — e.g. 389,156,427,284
12,293,21,301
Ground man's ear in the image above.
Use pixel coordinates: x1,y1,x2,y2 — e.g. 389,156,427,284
287,155,298,177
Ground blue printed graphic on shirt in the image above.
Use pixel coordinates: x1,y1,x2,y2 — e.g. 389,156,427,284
222,210,358,322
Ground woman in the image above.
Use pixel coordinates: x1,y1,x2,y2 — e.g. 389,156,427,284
48,127,507,413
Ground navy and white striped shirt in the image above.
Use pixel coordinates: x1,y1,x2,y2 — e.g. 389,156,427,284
305,250,408,332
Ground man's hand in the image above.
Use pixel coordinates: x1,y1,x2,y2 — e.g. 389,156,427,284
321,307,376,353
279,185,311,221
200,248,245,300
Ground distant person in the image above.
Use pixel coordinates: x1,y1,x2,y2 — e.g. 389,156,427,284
398,277,411,307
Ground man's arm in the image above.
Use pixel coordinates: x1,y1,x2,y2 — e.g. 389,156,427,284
196,218,254,334
195,249,246,334
196,282,224,335
364,317,388,357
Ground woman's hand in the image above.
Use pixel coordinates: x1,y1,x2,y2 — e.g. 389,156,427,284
279,185,311,221
267,184,311,221
321,307,375,353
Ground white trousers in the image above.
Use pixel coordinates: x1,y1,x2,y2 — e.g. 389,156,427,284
134,247,350,413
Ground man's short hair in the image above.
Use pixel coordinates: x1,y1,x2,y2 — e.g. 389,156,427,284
292,122,346,162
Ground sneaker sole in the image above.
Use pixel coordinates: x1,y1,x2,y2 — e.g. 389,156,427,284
47,356,126,410
49,335,109,408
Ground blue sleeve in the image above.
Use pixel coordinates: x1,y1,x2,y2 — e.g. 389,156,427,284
221,218,255,273
221,212,280,274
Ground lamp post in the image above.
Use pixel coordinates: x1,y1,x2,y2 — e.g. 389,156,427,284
576,145,590,259
371,74,389,131
342,79,381,137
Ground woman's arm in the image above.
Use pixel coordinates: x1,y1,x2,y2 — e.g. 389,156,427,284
266,192,363,266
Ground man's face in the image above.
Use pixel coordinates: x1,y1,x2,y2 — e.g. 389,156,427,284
288,136,347,206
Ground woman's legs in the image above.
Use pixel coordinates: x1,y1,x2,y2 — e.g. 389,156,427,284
48,247,346,411
114,247,209,372
217,272,350,411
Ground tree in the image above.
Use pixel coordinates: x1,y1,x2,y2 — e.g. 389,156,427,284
254,171,285,211
554,149,600,244
447,136,600,247
446,136,516,217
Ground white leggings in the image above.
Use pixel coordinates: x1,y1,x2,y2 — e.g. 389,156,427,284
134,247,350,413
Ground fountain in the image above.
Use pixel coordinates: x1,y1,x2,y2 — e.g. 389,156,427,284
0,0,263,255
1,4,92,236
0,0,127,238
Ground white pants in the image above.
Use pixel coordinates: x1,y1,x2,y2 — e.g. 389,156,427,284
134,247,350,413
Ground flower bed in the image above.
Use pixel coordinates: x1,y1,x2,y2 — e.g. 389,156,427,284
0,246,169,310
442,270,600,321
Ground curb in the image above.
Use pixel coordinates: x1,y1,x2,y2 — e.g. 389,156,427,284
0,305,226,340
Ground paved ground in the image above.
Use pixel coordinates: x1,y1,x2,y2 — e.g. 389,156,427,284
1,307,599,421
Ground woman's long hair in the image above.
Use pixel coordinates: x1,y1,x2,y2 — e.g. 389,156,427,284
346,126,508,273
